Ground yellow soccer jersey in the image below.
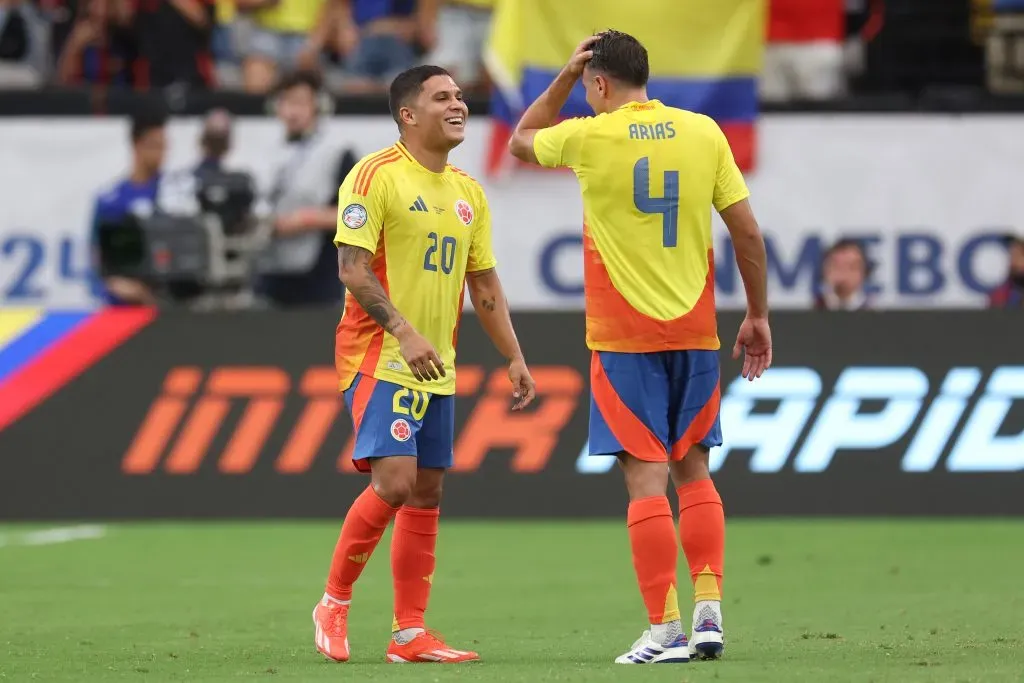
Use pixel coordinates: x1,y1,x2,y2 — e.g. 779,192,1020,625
334,142,497,395
534,100,750,353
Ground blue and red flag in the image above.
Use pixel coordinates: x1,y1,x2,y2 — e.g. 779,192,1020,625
0,308,155,432
483,0,764,176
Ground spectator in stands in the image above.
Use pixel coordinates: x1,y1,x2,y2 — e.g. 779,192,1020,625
53,0,135,86
90,107,168,306
987,235,1024,309
814,238,872,310
762,0,846,102
337,0,418,93
128,0,217,89
255,70,356,307
0,0,50,86
418,0,491,91
210,0,239,83
237,0,333,94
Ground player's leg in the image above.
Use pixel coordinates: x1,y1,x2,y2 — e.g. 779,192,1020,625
667,350,725,660
386,392,477,663
314,376,419,662
589,351,689,664
391,467,443,642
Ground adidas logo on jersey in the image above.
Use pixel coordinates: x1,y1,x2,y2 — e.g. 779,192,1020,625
408,196,428,212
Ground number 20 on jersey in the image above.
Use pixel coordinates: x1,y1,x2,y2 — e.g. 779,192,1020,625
423,232,457,274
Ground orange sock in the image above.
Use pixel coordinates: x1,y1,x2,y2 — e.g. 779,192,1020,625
677,479,725,602
627,496,681,624
391,505,439,630
325,486,398,601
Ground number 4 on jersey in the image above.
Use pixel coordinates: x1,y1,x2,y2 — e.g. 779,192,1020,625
633,157,680,248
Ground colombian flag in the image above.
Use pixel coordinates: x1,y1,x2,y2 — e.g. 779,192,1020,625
483,0,764,175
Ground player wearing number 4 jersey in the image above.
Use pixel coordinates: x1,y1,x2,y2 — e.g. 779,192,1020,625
510,30,773,664
313,65,536,665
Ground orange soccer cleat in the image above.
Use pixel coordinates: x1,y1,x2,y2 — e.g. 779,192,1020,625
385,630,480,663
312,595,350,662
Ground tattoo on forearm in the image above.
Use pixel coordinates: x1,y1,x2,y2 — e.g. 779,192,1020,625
338,245,407,335
481,297,496,312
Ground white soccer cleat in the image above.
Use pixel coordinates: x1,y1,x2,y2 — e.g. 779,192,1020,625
614,629,690,664
689,601,724,660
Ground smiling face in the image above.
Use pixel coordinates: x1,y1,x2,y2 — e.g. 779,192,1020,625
400,74,468,150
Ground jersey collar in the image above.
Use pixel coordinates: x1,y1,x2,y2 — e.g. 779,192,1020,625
617,99,663,112
394,141,447,177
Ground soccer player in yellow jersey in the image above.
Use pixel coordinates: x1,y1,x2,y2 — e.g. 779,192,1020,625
313,65,536,664
510,31,773,663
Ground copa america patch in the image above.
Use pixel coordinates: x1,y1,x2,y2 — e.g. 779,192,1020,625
390,418,412,442
341,203,368,229
454,199,474,226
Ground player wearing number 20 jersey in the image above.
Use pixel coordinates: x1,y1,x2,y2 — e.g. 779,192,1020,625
335,141,497,398
316,66,535,667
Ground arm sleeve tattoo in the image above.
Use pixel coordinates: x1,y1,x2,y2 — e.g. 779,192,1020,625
338,244,407,335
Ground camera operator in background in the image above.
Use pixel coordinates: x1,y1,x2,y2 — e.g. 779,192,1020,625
159,108,234,207
988,234,1024,309
255,69,357,307
89,107,168,306
814,238,872,311
197,107,232,171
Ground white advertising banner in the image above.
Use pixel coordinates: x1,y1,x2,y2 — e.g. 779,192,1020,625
0,115,1021,310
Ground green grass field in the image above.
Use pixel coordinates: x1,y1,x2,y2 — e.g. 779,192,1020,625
1,520,1023,682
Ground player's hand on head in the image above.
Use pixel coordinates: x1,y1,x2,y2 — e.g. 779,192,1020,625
398,327,446,382
566,34,599,76
507,357,536,411
732,316,772,382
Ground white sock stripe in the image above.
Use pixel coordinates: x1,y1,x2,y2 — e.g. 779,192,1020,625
322,593,351,606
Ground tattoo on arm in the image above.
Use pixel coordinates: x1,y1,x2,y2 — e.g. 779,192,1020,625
468,269,499,313
338,245,407,335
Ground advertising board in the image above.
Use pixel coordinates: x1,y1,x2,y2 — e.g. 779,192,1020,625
0,310,1020,518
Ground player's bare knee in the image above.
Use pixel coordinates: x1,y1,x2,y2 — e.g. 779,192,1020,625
620,454,669,500
369,458,418,507
670,445,712,488
407,468,444,509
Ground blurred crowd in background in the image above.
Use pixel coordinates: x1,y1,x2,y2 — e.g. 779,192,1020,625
0,0,1020,97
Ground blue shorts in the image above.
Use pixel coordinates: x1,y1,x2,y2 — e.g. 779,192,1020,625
343,374,455,473
589,350,722,462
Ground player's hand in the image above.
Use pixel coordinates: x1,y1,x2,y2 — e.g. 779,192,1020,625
397,327,446,382
507,356,536,411
732,316,772,381
565,34,599,77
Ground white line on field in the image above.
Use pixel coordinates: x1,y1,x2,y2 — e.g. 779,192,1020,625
0,524,106,549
